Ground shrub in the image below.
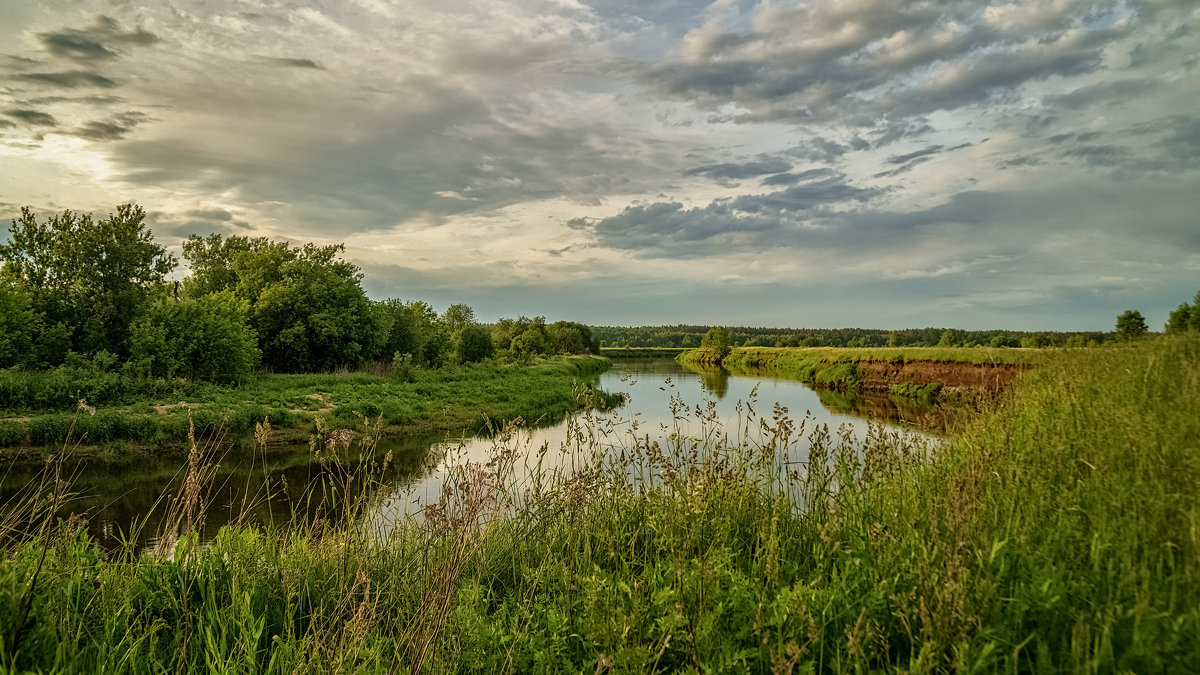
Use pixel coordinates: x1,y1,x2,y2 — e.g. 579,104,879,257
30,414,72,446
0,420,27,446
130,291,260,382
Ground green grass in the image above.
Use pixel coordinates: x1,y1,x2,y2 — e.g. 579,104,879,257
680,345,1039,394
0,356,616,451
1,338,1196,672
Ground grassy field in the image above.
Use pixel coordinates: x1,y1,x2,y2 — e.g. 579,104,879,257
1,337,1196,671
0,356,616,453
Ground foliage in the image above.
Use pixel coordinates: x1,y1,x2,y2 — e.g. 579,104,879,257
699,325,732,360
1115,309,1149,342
493,316,550,357
379,300,444,366
183,234,389,372
0,204,176,358
0,275,38,368
128,292,260,382
440,303,476,333
452,324,494,364
1165,291,1200,334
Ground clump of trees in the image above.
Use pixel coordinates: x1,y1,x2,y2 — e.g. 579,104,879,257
1165,292,1200,334
700,326,732,361
1,204,600,383
492,317,600,358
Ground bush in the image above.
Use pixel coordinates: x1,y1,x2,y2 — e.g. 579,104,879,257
129,291,260,382
0,420,27,446
454,325,495,363
30,414,72,446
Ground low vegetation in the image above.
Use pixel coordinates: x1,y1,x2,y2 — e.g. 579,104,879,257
679,342,1038,406
0,356,616,452
1,336,1195,672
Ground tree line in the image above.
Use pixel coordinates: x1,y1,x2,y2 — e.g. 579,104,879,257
593,325,1116,350
0,204,599,382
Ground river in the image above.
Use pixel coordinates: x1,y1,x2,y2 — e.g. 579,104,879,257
0,358,938,550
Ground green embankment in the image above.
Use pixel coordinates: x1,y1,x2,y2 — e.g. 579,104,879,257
0,355,615,452
680,345,1039,400
1,338,1196,671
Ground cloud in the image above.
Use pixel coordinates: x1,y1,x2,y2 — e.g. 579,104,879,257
684,156,793,181
37,15,158,62
573,174,883,258
639,0,1129,123
70,111,149,141
15,71,118,89
761,168,839,186
3,108,57,126
0,0,1197,329
253,56,323,69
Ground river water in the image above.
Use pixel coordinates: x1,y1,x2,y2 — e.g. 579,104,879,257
1,358,937,549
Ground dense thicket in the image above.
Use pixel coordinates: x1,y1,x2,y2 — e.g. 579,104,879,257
0,204,601,382
594,324,1115,349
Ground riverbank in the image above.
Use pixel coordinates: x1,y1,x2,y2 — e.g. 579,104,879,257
0,355,616,455
2,338,1194,671
679,345,1038,403
601,346,688,358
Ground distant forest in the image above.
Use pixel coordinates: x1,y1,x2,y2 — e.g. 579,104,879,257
593,325,1115,349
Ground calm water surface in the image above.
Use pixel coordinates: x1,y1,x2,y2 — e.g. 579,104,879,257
2,358,937,548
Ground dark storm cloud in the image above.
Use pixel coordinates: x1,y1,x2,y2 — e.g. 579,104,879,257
37,15,158,62
4,108,57,126
15,71,118,89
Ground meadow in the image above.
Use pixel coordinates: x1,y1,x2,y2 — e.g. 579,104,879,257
0,336,1195,672
0,355,616,453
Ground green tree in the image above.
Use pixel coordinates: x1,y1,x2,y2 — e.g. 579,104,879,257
547,321,600,355
1115,310,1148,342
453,324,495,363
441,303,476,333
937,329,963,347
0,274,39,367
701,326,732,361
129,291,260,381
1164,292,1200,334
380,299,441,366
1,204,176,357
182,235,388,372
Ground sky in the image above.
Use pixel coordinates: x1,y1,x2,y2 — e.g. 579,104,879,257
1,0,1197,330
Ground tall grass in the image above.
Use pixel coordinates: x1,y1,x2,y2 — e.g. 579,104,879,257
0,338,1196,672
